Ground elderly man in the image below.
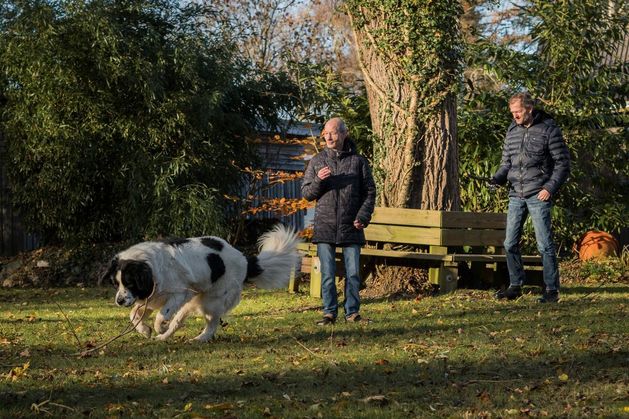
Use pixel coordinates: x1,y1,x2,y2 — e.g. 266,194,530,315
491,92,570,303
301,117,376,324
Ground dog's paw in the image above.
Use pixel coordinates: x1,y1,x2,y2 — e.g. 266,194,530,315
154,333,169,341
138,326,152,339
190,333,214,343
155,321,169,334
135,323,152,338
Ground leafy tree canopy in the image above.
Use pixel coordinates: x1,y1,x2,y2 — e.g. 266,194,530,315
0,0,296,244
459,0,628,248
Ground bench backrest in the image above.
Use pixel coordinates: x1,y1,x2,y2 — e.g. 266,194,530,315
364,207,507,247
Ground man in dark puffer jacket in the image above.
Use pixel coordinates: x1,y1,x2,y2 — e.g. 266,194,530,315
302,117,376,324
491,92,570,303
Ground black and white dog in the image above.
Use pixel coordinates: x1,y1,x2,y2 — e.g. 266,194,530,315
101,225,300,342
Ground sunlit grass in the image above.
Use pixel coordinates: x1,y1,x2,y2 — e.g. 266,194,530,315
1,283,628,418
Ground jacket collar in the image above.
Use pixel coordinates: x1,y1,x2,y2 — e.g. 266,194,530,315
324,138,357,158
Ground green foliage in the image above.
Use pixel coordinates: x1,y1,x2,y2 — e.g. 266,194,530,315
0,0,294,243
344,0,463,113
528,0,628,244
460,0,628,251
578,256,628,283
286,61,373,157
458,91,510,213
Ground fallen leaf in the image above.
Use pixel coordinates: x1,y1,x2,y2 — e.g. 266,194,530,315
7,362,30,381
204,402,235,411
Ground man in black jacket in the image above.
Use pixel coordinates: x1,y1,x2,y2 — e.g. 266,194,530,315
491,92,570,303
301,117,376,324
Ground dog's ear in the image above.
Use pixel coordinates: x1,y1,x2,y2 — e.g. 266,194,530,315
122,261,154,300
100,256,119,286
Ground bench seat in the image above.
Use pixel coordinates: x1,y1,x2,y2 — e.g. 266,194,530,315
293,207,543,297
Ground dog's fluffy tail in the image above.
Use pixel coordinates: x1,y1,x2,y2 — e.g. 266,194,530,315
246,224,301,289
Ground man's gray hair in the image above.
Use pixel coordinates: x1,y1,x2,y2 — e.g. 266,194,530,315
509,92,535,109
327,117,348,133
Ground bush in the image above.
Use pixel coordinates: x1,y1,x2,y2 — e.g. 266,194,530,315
0,0,294,244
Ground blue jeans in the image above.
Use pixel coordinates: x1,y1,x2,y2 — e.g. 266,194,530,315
504,196,559,291
317,243,361,319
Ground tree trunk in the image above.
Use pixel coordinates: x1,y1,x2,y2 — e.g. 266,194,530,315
348,5,461,211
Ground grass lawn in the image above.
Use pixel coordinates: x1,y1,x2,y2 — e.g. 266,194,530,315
1,282,628,418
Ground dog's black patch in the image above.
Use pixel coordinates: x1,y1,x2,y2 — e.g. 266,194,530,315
206,253,226,282
201,237,224,252
246,255,263,281
160,237,189,247
102,256,119,286
120,260,154,300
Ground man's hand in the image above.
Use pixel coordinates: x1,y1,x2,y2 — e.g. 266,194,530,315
537,189,551,201
317,166,332,180
353,220,365,230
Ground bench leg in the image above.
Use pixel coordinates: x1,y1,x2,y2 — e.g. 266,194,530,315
310,257,322,298
429,262,458,294
288,268,300,293
428,245,458,293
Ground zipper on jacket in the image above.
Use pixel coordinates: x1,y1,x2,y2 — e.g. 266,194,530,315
332,154,342,244
518,128,528,198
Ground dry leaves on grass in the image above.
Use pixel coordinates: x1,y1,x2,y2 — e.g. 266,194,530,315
5,362,30,381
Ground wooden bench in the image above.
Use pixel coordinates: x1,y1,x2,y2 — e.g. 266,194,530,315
295,207,543,297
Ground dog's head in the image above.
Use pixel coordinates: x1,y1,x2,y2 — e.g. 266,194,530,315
102,256,154,307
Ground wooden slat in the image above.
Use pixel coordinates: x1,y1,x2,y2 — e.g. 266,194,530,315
451,254,542,264
364,250,538,264
364,224,442,245
360,247,451,261
441,229,505,246
370,207,442,227
440,211,507,229
370,207,507,229
364,224,505,247
300,247,542,264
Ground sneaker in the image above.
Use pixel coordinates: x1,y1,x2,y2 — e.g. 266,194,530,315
495,286,522,300
538,290,559,303
345,313,371,323
316,314,336,326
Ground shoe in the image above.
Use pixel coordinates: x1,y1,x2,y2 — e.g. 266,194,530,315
538,290,559,303
495,286,522,300
316,315,336,326
345,313,371,323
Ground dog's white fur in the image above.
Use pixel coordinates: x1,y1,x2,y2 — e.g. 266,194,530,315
103,225,300,342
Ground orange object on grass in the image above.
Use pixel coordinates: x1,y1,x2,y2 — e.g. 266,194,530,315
577,231,619,261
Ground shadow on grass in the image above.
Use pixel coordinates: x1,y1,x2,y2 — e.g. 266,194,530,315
2,284,627,417
2,344,627,417
560,285,629,295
